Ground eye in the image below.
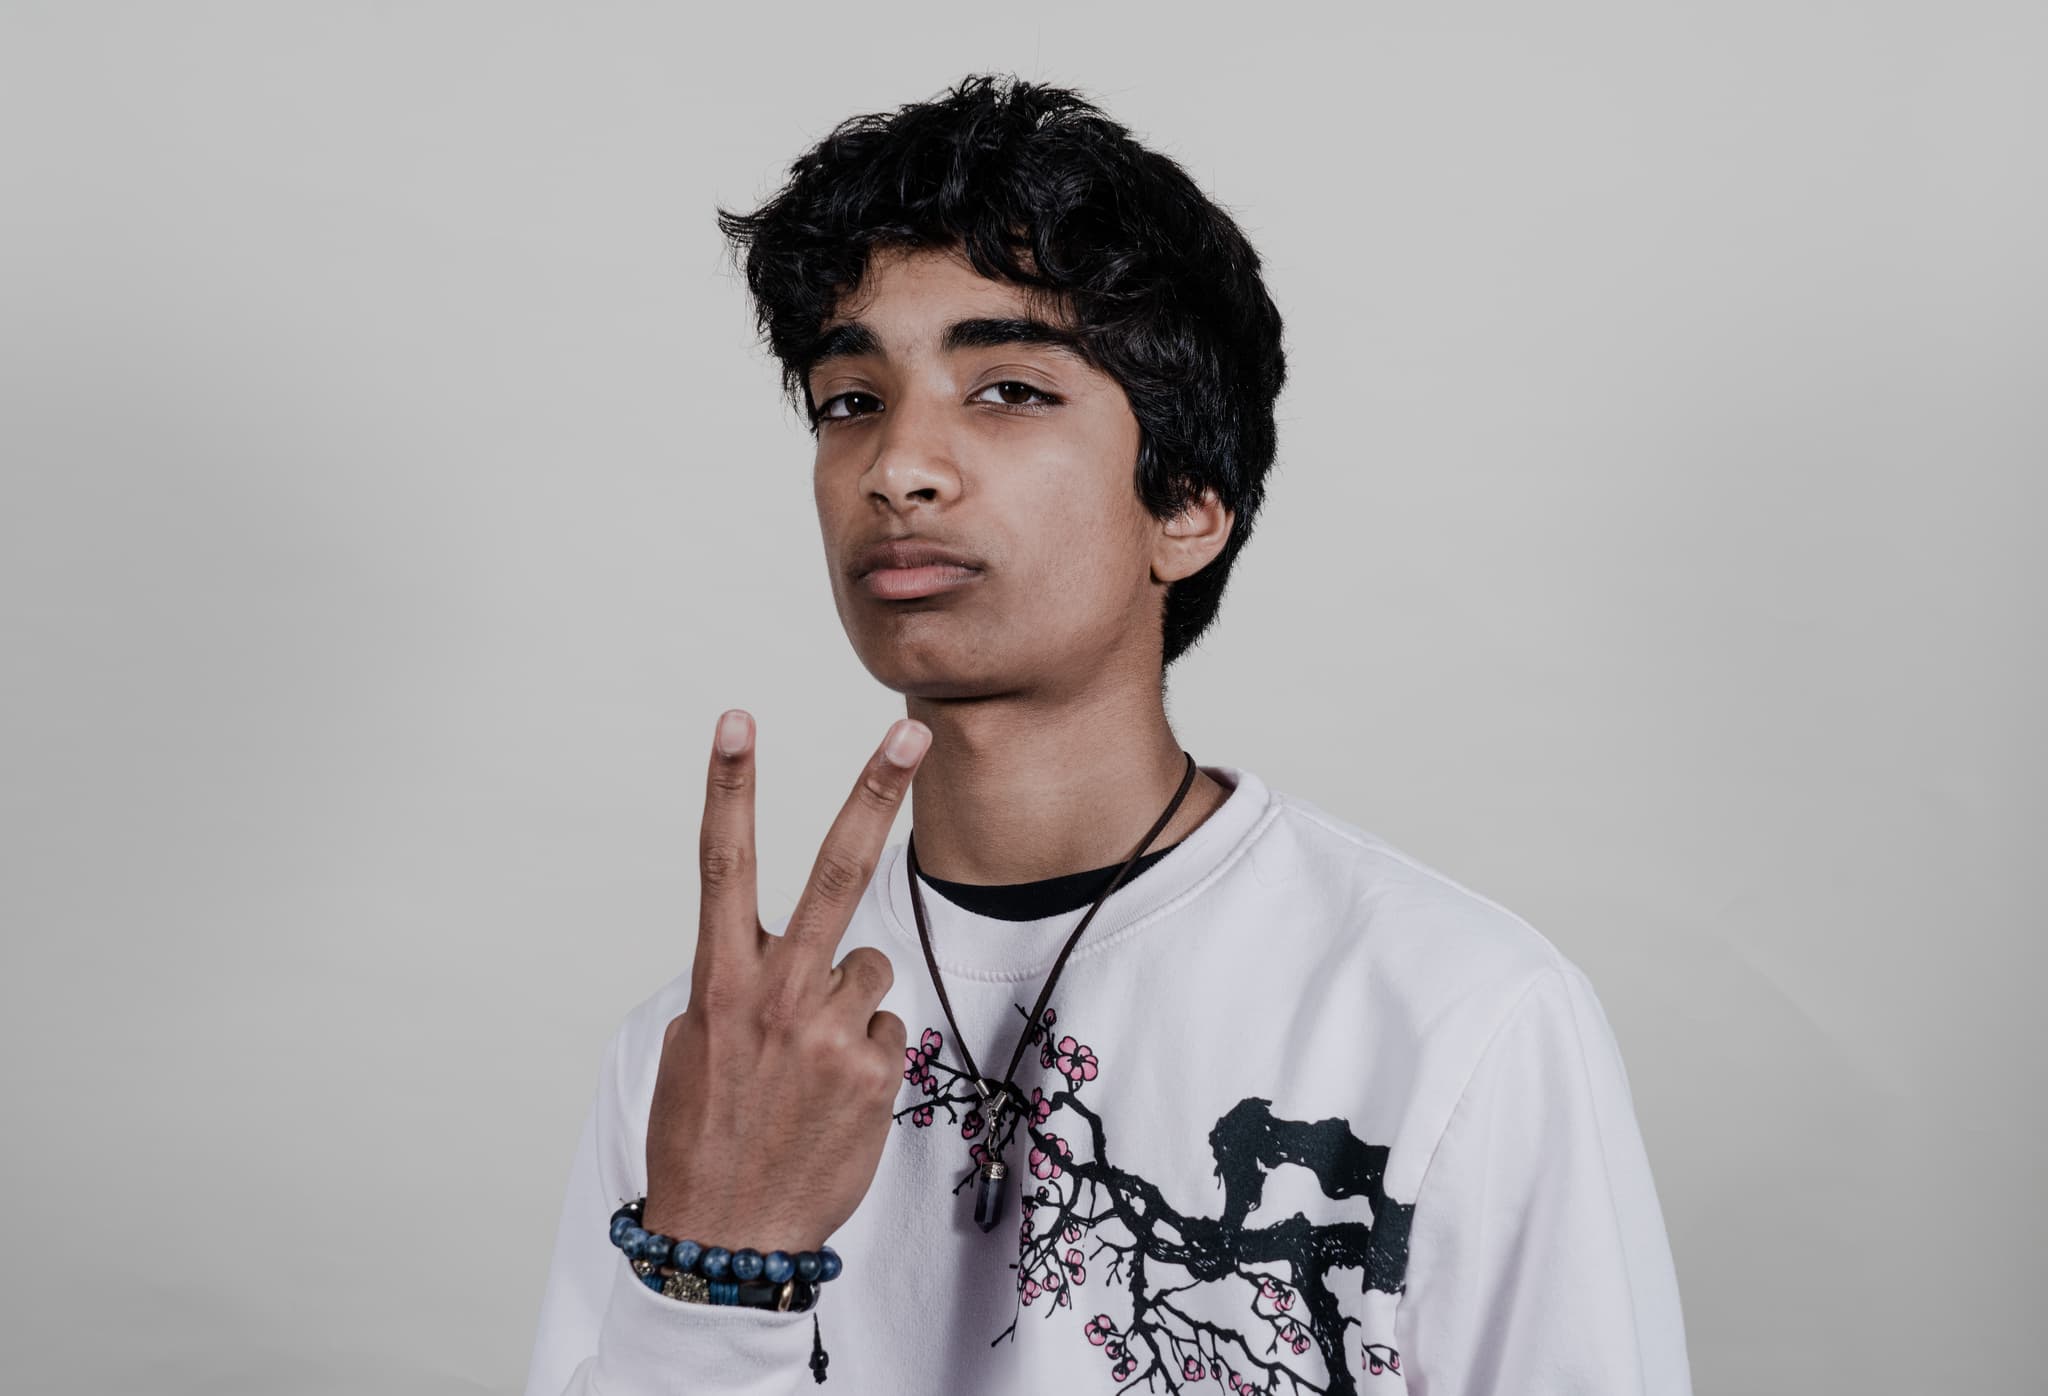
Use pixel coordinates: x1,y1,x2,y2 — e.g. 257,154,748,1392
814,391,882,425
973,380,1061,410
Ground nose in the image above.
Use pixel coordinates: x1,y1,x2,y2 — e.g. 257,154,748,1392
856,389,960,510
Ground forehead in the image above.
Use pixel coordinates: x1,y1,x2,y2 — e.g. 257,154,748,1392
816,246,1077,347
802,246,1094,386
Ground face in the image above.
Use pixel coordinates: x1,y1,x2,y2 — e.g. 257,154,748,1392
807,244,1229,701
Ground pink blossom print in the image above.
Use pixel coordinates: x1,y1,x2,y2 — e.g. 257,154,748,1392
1055,1035,1099,1087
894,1000,1412,1392
1028,1133,1070,1180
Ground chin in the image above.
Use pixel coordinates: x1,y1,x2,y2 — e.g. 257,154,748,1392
859,654,1003,701
849,629,1016,700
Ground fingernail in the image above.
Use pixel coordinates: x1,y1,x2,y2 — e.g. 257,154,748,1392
883,720,930,768
716,710,750,756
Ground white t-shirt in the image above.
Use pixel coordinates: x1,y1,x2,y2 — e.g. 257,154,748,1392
523,765,1692,1395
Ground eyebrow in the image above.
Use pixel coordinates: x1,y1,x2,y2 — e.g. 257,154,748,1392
802,315,1090,378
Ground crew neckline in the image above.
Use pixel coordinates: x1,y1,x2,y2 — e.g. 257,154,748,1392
878,764,1278,982
914,840,1184,922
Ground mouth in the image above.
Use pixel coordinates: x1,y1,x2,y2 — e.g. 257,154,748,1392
858,564,984,601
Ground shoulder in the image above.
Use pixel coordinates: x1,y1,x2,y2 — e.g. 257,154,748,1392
1252,782,1580,1008
1243,779,1627,1131
1248,783,1640,1196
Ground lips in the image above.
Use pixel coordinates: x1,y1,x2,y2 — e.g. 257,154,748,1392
852,538,984,577
851,537,985,602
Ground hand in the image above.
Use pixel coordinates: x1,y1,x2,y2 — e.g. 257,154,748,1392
642,709,932,1255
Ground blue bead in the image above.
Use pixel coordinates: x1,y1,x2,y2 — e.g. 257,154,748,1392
730,1248,764,1281
699,1246,732,1279
617,1225,647,1255
791,1251,818,1282
641,1270,663,1291
817,1247,842,1282
709,1279,739,1305
671,1239,703,1273
764,1251,795,1283
609,1216,636,1248
639,1233,672,1266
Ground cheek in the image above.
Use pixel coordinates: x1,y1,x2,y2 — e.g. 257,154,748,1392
990,475,1151,613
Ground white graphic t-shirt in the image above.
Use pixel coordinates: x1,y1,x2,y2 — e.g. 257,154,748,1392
523,765,1693,1394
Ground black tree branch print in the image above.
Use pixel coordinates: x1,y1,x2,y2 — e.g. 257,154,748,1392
896,1004,1413,1393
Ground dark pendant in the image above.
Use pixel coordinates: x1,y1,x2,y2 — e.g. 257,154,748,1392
973,1159,1010,1232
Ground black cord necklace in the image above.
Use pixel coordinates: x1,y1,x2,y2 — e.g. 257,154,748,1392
906,751,1200,1232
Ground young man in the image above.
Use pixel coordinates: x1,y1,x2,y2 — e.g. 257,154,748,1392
523,74,1691,1395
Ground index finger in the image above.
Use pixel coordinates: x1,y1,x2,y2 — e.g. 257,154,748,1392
782,718,931,963
694,707,761,981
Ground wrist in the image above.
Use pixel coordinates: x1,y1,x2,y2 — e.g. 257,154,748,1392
609,1197,844,1311
642,1192,823,1257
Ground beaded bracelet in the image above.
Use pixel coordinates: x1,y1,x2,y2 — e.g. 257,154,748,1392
609,1198,843,1312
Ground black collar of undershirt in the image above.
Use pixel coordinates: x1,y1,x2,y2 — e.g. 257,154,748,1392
913,840,1184,922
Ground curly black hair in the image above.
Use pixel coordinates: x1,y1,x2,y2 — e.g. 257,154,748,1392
714,73,1286,672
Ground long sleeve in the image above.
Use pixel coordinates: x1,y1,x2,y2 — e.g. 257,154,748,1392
521,1021,819,1396
1394,964,1693,1394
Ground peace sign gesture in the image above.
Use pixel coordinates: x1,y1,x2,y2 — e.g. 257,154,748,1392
642,709,930,1256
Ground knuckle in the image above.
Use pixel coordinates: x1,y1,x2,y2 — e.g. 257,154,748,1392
870,1009,907,1055
811,849,871,903
857,764,904,811
839,946,894,997
813,1019,859,1059
700,836,753,885
698,837,752,891
707,761,751,798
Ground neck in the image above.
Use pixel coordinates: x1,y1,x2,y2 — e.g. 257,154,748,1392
903,676,1230,886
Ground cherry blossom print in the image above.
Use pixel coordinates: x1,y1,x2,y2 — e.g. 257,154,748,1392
892,1004,1052,1173
1028,1133,1071,1180
901,1048,928,1086
1054,1035,1099,1087
895,1001,1410,1391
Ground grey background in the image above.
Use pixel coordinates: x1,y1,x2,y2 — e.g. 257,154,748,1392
3,3,2042,1393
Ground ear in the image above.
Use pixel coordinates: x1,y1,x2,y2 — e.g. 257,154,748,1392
1150,486,1235,584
